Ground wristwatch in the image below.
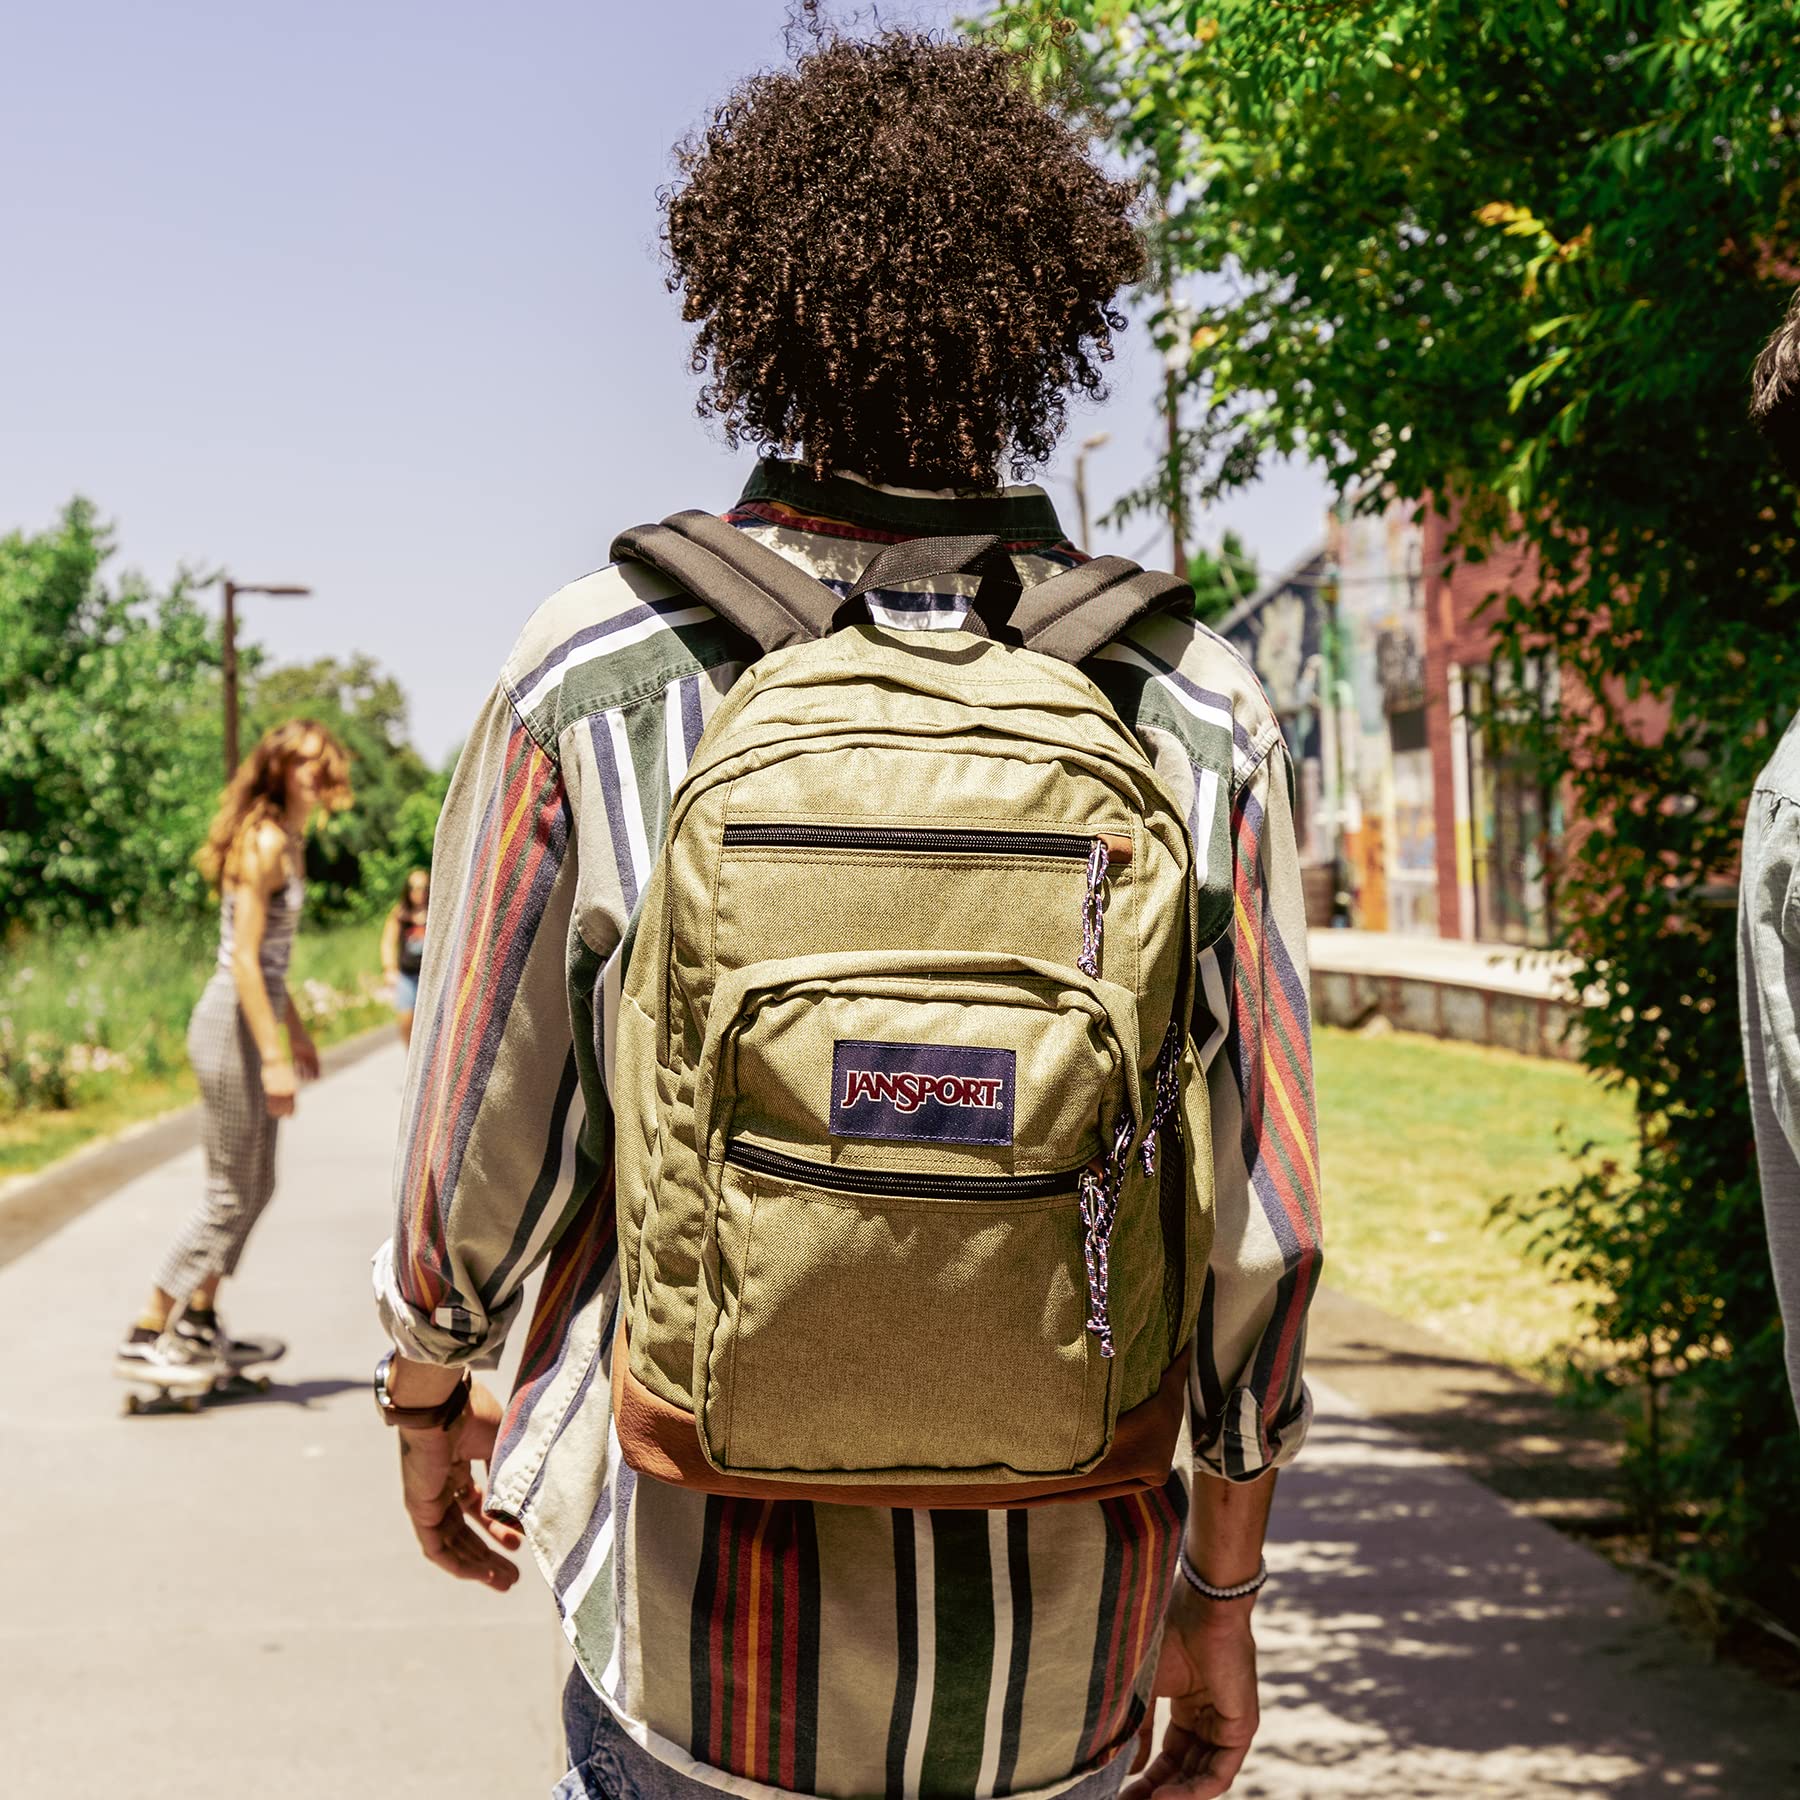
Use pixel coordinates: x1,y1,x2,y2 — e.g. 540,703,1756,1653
373,1349,472,1430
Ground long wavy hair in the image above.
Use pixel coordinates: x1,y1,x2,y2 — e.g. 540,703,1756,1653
197,718,352,889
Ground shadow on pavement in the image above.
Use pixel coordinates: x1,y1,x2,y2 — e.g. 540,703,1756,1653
1242,1407,1800,1799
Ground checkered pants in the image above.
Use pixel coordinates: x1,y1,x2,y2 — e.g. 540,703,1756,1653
155,976,281,1300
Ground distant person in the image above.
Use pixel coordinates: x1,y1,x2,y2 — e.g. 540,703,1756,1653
379,868,430,1047
115,719,352,1390
371,24,1322,1800
1740,286,1800,1421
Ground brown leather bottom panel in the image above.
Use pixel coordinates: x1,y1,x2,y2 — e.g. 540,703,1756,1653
611,1317,1188,1507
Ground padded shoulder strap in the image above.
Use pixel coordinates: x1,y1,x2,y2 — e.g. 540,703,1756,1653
1006,556,1194,665
608,511,841,654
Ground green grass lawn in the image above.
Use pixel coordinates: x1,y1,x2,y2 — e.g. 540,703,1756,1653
0,917,390,1180
1315,1024,1637,1374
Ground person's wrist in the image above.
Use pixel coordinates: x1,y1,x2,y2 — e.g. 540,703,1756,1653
386,1353,464,1409
1182,1588,1258,1632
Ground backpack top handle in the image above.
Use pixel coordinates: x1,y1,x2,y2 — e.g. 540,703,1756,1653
612,512,1193,666
839,533,1024,639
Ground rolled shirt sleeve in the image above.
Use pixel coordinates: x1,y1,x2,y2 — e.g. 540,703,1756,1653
1189,737,1324,1481
373,683,599,1368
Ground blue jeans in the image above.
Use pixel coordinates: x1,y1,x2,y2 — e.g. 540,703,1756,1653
554,1665,1134,1800
556,1669,722,1800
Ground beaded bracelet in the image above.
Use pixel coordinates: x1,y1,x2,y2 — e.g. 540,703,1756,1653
1176,1547,1269,1602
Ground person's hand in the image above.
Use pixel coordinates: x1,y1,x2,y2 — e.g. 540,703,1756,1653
290,1027,321,1083
1122,1587,1260,1800
398,1379,523,1592
260,1058,298,1119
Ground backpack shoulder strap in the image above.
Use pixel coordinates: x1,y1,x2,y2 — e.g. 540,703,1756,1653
608,510,841,654
1006,555,1194,665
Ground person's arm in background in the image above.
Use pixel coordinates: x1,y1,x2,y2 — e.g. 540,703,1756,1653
227,822,304,1118
1128,735,1324,1800
371,684,593,1590
1740,788,1800,1420
379,904,402,990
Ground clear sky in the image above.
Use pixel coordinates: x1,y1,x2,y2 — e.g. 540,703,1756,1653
2,0,1329,761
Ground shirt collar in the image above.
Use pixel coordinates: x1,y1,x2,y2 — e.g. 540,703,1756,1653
737,458,1071,546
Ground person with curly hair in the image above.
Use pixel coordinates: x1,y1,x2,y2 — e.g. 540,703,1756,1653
116,718,352,1393
372,23,1320,1800
1740,286,1800,1424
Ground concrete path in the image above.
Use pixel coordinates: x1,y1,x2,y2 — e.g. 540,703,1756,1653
4,1042,1799,1797
0,1042,566,1798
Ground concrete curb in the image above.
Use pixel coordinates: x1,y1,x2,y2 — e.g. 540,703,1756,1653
0,1026,394,1271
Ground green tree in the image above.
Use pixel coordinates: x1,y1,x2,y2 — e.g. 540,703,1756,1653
246,654,438,919
1185,530,1258,624
0,501,224,928
989,2,1800,1593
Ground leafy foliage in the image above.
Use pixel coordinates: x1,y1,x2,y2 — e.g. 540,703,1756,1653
1186,530,1258,624
0,501,225,928
1,504,446,933
989,0,1800,1592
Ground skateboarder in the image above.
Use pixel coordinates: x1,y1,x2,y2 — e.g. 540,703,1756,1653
374,22,1322,1800
115,718,352,1395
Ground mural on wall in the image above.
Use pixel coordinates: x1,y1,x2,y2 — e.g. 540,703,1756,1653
1331,500,1437,936
1219,551,1331,871
1220,502,1440,936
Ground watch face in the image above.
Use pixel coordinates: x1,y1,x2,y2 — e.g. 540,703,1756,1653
374,1350,397,1409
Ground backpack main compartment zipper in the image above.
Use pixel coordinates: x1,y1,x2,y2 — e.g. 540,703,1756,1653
722,822,1133,863
726,1139,1081,1201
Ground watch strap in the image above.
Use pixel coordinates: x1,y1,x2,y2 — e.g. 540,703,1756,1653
375,1354,472,1430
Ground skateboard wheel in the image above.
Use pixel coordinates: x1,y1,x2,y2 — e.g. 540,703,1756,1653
181,1394,201,1413
124,1393,140,1416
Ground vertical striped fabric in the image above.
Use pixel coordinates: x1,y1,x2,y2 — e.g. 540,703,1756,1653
373,462,1323,1800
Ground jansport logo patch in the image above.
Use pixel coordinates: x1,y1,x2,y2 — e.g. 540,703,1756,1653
830,1040,1015,1146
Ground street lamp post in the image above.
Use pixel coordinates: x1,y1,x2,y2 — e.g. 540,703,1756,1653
219,577,311,777
1072,431,1111,552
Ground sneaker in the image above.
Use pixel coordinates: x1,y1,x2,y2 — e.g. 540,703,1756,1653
174,1311,286,1371
114,1324,224,1387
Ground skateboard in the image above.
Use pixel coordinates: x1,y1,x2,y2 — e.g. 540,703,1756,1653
116,1353,283,1416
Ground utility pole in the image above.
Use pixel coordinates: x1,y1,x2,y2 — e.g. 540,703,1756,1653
1165,364,1186,581
1072,431,1110,551
218,576,312,777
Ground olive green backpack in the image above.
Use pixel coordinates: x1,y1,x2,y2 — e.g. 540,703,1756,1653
606,514,1214,1506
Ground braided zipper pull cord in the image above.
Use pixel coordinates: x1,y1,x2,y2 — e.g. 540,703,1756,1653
1079,1110,1137,1359
1078,836,1110,978
1141,1021,1186,1177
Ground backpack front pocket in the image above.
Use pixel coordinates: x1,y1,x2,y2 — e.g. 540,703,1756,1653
690,950,1142,1485
703,1150,1103,1477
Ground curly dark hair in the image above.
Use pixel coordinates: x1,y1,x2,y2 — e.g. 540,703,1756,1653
660,25,1145,489
1751,287,1800,482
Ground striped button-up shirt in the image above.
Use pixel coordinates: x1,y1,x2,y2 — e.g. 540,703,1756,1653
374,462,1323,1800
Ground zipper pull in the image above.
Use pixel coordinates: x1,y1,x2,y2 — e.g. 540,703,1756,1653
1140,1021,1185,1177
1078,835,1129,977
1078,1113,1136,1359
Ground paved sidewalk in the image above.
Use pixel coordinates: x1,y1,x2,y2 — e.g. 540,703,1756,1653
0,1042,566,1798
4,1042,1799,1796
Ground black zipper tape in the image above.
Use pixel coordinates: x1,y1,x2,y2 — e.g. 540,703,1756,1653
723,823,1099,860
725,1139,1081,1200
